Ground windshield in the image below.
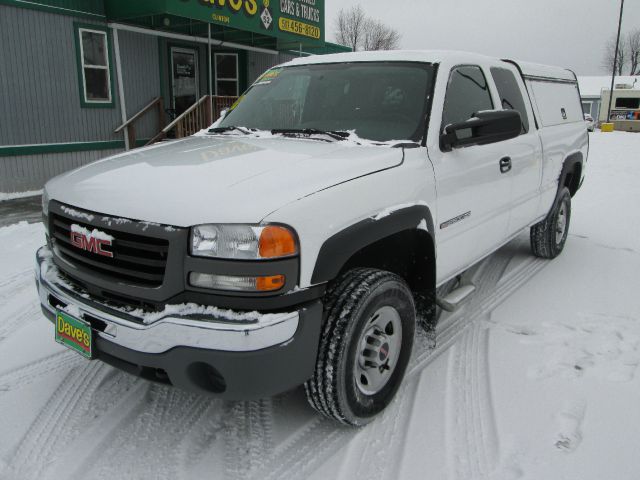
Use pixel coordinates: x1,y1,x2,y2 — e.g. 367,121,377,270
217,62,435,143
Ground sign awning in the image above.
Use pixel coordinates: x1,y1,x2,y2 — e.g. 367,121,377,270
105,0,328,51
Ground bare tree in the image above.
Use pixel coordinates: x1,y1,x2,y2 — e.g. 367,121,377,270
334,6,401,51
629,29,640,75
602,29,640,75
602,36,627,76
334,5,367,52
362,19,401,51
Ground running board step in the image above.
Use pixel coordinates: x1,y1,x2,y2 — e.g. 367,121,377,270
436,284,476,312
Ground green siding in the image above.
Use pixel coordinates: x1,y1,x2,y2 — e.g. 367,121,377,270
0,139,151,157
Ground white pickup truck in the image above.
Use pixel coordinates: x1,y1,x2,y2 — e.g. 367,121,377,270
36,50,588,426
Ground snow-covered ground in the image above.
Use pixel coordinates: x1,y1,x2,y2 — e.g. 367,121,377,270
0,132,639,480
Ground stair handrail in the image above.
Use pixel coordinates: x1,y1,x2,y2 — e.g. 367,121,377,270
161,95,212,134
114,96,163,133
113,96,166,149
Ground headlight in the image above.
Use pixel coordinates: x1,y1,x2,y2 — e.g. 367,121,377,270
190,224,297,260
42,190,50,216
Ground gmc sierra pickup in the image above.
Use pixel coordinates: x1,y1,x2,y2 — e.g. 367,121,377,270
35,51,588,426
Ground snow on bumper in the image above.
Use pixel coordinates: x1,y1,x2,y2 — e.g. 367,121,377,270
35,246,300,354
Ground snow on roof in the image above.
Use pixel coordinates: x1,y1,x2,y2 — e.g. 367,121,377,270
577,75,640,97
281,50,575,82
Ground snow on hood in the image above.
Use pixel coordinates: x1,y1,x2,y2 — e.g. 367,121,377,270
45,135,403,227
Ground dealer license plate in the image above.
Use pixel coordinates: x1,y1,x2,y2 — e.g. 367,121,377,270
55,310,93,359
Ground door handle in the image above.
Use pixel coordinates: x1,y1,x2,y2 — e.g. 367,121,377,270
499,156,512,174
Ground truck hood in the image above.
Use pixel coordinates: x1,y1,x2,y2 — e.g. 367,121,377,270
46,135,403,227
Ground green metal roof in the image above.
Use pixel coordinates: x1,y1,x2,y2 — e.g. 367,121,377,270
104,0,334,52
2,0,350,54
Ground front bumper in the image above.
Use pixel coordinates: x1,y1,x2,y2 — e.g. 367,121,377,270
36,246,323,399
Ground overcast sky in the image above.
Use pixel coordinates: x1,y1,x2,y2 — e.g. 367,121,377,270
325,0,640,76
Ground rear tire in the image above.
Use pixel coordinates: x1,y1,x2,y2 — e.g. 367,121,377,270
530,187,571,259
304,268,415,426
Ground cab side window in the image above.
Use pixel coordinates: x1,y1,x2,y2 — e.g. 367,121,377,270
490,67,529,133
442,66,493,135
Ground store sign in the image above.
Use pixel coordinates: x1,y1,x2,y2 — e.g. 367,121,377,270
611,110,640,121
166,0,324,44
175,63,195,77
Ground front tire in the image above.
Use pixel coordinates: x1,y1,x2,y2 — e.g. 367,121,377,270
304,268,415,426
530,187,571,259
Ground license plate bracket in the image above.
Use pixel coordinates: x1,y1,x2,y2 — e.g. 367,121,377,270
55,310,93,359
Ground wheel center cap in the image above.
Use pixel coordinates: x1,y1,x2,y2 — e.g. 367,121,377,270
379,342,390,361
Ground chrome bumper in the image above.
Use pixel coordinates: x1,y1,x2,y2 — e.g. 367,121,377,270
35,246,300,354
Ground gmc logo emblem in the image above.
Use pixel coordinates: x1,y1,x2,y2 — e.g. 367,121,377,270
70,231,114,258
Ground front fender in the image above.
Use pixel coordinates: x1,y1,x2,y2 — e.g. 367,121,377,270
261,147,437,288
311,205,435,284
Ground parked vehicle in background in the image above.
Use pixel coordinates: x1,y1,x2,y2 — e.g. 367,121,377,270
584,113,595,132
35,51,588,426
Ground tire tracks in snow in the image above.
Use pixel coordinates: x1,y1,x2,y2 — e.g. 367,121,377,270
0,351,82,395
332,247,516,480
7,360,111,479
0,269,39,343
81,384,214,480
250,244,548,480
0,269,32,302
0,240,549,480
222,399,275,479
447,324,499,480
438,249,546,480
0,300,40,344
332,376,424,479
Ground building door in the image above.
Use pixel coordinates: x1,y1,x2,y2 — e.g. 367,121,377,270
171,47,199,116
215,53,239,96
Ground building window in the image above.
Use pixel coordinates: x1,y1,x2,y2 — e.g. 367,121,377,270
215,53,239,96
582,102,592,115
615,97,640,109
74,23,114,108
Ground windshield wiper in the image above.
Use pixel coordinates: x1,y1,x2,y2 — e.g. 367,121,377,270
271,128,350,141
208,126,254,134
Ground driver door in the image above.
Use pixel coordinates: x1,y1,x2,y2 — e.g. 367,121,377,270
428,65,513,282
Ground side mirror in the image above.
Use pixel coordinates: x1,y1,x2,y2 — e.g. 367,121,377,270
440,110,522,152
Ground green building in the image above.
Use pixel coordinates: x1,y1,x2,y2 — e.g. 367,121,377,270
0,0,349,192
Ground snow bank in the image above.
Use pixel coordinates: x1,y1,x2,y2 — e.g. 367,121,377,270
0,190,42,202
0,221,45,278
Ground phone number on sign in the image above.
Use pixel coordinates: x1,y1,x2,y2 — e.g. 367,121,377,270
278,17,321,39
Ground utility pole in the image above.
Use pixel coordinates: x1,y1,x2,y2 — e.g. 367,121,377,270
607,0,625,123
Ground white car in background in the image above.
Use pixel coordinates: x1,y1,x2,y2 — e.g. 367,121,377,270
584,113,595,132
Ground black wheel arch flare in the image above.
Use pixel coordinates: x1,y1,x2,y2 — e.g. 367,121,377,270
311,205,436,290
558,151,584,199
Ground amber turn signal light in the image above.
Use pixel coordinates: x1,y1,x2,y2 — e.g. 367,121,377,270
256,274,286,292
259,226,297,259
